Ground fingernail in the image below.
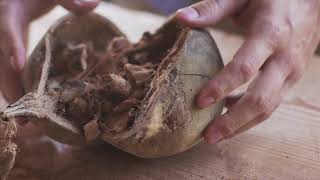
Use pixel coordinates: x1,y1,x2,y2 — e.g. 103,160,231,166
205,130,224,144
197,96,215,108
177,7,199,20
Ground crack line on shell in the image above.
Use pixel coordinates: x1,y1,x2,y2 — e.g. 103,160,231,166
177,73,210,78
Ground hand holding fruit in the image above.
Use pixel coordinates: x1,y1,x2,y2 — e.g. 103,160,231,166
176,0,320,144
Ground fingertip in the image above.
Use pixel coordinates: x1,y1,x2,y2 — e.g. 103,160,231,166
175,7,200,24
175,7,212,28
204,126,224,144
196,94,215,108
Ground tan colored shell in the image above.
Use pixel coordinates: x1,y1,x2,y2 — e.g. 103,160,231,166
22,13,224,158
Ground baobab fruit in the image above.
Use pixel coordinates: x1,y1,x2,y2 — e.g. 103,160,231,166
1,13,224,158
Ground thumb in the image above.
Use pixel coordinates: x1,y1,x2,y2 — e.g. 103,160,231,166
175,0,247,27
57,0,101,14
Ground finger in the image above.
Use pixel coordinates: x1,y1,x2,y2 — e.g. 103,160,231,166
0,29,25,103
226,104,279,139
197,35,275,108
228,72,290,138
0,52,24,104
204,55,289,144
0,25,26,100
1,53,27,126
57,0,101,14
175,0,248,27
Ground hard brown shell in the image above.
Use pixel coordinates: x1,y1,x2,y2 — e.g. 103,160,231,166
24,13,224,158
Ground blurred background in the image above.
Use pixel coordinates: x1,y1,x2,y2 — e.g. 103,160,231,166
109,0,245,35
110,0,193,15
109,0,320,54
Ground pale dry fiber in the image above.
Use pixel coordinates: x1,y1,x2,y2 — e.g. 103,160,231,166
2,2,320,180
9,12,224,157
0,93,5,110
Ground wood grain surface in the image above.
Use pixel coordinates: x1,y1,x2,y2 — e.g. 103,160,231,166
2,3,320,180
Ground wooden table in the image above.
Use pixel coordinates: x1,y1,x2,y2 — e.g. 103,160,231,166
3,3,320,180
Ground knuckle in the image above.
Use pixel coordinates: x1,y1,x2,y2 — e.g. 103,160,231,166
216,115,242,137
288,69,303,83
238,62,256,82
207,0,220,10
288,62,305,82
282,17,294,37
219,124,233,137
247,94,273,113
257,20,287,50
196,0,218,17
264,27,282,49
279,56,292,69
292,61,305,73
217,121,235,137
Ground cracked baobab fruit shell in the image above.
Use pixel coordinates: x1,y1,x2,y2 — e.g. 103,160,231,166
22,13,224,158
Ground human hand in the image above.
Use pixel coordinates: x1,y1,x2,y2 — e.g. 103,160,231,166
0,0,100,125
0,1,100,176
176,0,320,144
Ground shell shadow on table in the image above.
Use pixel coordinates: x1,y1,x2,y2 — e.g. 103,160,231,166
53,141,223,180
